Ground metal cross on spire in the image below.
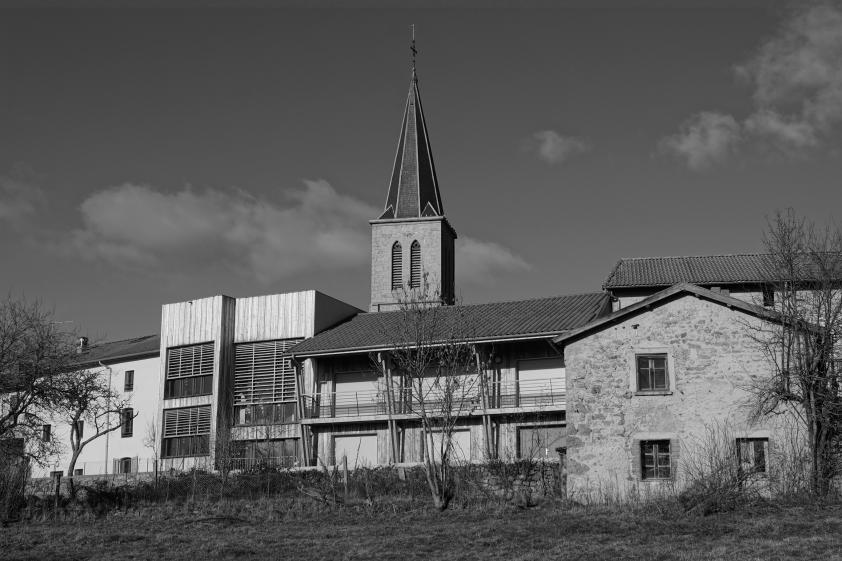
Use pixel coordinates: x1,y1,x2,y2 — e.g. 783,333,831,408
410,24,418,81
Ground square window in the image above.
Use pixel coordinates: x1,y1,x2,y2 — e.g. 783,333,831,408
737,438,768,473
636,354,669,392
124,370,134,392
641,440,671,480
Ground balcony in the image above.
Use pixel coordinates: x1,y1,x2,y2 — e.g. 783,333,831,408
300,378,565,421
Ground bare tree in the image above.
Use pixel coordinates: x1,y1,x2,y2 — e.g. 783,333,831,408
372,279,478,510
0,296,76,463
748,209,842,497
55,366,135,495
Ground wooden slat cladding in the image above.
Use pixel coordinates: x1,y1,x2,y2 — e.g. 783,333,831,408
233,293,316,342
165,343,214,379
233,339,302,404
162,406,212,437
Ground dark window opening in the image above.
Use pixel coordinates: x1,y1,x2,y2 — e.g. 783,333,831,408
391,241,403,290
410,240,421,289
737,438,768,474
164,375,213,399
42,424,51,442
124,370,134,392
762,286,775,307
121,408,134,438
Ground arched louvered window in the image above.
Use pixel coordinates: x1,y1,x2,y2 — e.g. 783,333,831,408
391,241,403,290
410,240,421,289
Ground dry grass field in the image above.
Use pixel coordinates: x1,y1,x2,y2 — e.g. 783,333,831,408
2,502,842,561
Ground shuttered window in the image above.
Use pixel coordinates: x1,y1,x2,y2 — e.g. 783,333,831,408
162,405,212,458
162,406,212,438
391,241,403,290
166,343,214,378
164,343,214,398
410,240,421,288
233,339,302,426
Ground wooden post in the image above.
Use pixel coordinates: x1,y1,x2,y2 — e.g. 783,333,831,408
474,346,494,460
343,456,349,499
292,358,312,466
379,352,400,464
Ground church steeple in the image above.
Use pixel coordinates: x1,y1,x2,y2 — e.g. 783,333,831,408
369,33,456,312
379,75,444,220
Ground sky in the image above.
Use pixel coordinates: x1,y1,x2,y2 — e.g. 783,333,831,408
1,0,841,341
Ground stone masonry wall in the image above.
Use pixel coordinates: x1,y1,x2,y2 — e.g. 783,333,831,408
565,295,778,501
370,218,455,311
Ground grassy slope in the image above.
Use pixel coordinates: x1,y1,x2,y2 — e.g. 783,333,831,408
3,505,842,561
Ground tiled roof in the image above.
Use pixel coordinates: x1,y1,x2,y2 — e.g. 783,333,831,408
291,292,611,357
603,254,777,289
74,334,160,368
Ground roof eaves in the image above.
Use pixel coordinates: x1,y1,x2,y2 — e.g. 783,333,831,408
291,331,571,359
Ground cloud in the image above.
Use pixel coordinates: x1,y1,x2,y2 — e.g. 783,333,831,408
659,112,742,170
662,3,842,167
0,175,45,228
68,180,377,282
456,236,531,286
66,180,531,286
737,3,842,150
525,130,590,165
743,109,819,149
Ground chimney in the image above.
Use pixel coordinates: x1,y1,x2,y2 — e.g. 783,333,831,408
77,336,89,354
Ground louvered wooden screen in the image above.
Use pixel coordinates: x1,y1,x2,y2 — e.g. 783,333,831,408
391,241,403,289
410,240,421,288
162,406,212,437
166,342,214,379
234,339,302,404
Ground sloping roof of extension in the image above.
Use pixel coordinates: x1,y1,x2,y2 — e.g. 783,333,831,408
73,334,160,368
291,292,611,357
553,283,780,346
603,254,777,289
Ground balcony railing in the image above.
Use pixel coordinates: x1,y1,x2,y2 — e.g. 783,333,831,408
300,378,565,419
226,456,300,471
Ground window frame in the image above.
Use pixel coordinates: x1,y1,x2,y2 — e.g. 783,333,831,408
121,408,134,438
42,424,51,442
629,347,675,396
736,437,768,474
640,440,672,480
636,353,669,393
164,342,214,399
391,241,403,290
409,240,421,289
124,370,134,392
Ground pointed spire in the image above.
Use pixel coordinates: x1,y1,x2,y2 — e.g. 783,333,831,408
379,30,444,220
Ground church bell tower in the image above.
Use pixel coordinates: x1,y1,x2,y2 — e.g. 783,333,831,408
369,37,456,312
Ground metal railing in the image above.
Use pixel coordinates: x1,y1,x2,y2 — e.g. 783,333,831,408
300,378,565,419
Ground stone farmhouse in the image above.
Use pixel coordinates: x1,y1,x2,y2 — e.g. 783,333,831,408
28,63,796,499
